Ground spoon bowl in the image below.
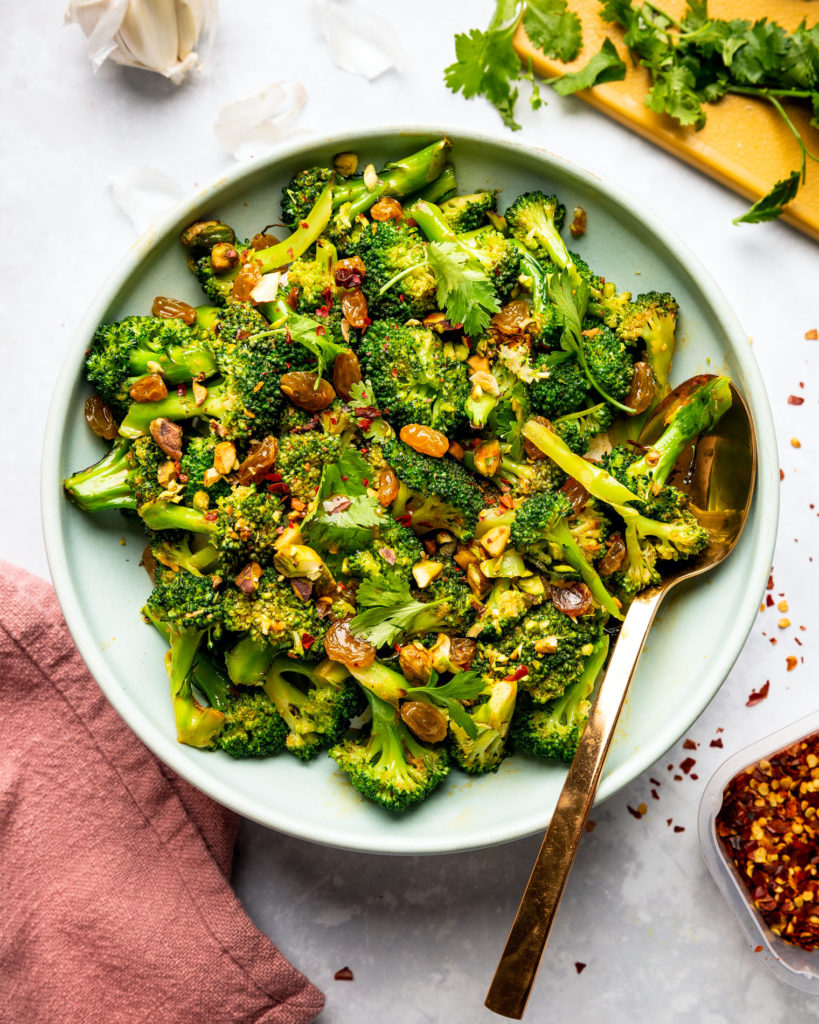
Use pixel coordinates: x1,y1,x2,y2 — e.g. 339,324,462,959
485,375,757,1020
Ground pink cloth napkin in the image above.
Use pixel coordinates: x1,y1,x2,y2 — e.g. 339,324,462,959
0,561,324,1024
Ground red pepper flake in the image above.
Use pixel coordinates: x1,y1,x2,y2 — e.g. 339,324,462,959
316,325,326,336
674,774,683,781
504,666,530,682
754,945,763,953
394,513,412,527
334,967,354,981
574,962,587,975
301,632,315,651
710,738,724,748
666,818,673,826
690,773,699,780
780,468,785,481
766,594,774,607
767,574,774,591
177,472,189,483
788,395,805,405
680,757,696,774
203,511,218,522
651,789,660,800
683,738,697,750
627,805,643,819
667,764,673,771
300,221,310,229
176,383,187,397
584,820,596,833
746,681,770,706
650,777,661,787
673,826,685,833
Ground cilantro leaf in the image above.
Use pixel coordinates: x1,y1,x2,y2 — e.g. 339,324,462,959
318,446,371,498
426,242,500,336
551,38,626,95
405,670,486,739
276,313,346,376
523,0,582,63
444,1,526,130
303,494,383,553
644,65,706,128
350,577,443,647
733,171,800,224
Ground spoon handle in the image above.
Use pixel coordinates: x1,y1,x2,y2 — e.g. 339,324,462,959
485,591,663,1020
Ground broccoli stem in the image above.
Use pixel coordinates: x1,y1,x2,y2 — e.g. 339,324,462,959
343,140,451,218
412,163,458,204
119,378,231,437
139,500,218,535
522,419,639,507
628,376,732,490
188,655,231,712
548,520,622,619
345,658,408,704
225,636,274,686
127,342,218,384
63,438,136,512
166,626,226,747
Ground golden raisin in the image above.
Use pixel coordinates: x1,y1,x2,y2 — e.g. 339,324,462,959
324,620,376,670
399,424,449,458
371,197,403,221
523,415,553,461
377,468,399,507
341,289,370,328
231,260,263,302
561,475,591,514
552,582,593,617
84,396,118,440
400,701,448,744
332,349,363,401
151,296,197,325
238,436,277,485
598,533,627,576
129,374,168,403
280,372,336,411
570,206,587,238
398,643,433,686
334,256,366,288
625,362,656,415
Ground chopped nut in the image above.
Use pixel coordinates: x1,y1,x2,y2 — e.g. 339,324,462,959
333,151,358,176
779,618,791,629
192,379,208,406
213,441,237,476
235,562,263,594
192,490,210,511
149,418,183,461
202,467,222,488
466,563,491,601
156,460,177,487
480,526,510,557
535,636,559,654
211,242,240,273
412,559,444,588
791,437,802,448
473,440,502,477
467,355,490,374
454,546,480,570
363,163,379,190
448,440,465,461
469,369,500,397
778,600,789,612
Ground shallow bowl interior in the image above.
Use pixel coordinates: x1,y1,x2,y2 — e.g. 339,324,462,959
42,127,779,855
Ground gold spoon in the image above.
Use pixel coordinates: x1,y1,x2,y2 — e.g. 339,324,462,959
485,374,757,1020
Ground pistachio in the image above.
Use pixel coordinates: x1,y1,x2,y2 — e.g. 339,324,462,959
480,525,510,558
412,559,444,588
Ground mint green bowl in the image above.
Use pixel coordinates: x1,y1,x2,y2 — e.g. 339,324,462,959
41,127,778,855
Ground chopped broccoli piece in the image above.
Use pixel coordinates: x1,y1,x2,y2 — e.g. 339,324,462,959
449,677,517,774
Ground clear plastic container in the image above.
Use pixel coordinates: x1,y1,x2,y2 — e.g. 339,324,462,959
699,710,819,995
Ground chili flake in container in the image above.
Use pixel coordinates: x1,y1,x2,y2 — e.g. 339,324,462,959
716,732,819,951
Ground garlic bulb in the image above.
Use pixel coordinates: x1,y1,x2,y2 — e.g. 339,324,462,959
65,0,217,84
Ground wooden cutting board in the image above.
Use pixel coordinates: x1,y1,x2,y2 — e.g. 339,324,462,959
514,0,819,240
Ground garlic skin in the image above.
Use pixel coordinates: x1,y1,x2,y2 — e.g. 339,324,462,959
65,0,217,84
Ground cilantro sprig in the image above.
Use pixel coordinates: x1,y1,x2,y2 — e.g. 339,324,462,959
425,242,500,337
404,669,485,739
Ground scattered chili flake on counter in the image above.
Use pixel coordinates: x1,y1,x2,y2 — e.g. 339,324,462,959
805,328,818,340
334,966,354,981
746,681,770,707
574,962,587,974
788,395,805,405
716,732,819,951
711,738,724,748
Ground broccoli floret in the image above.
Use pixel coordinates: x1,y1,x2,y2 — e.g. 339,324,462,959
529,354,591,419
510,490,621,618
553,402,615,455
475,600,605,704
150,530,218,576
449,676,517,774
616,291,679,403
440,190,498,232
492,452,565,497
329,687,450,810
568,500,611,561
190,655,288,758
286,239,338,314
212,485,285,568
582,325,635,403
179,435,232,505
343,519,424,583
514,246,563,348
357,320,469,433
383,437,484,540
146,566,226,747
351,220,437,321
458,226,522,301
505,191,574,276
264,657,360,760
512,635,609,762
280,166,335,227
277,431,343,505
85,316,218,414
63,436,172,513
473,579,536,639
223,568,328,659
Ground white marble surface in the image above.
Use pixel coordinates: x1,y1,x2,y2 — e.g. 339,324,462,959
4,1,818,1020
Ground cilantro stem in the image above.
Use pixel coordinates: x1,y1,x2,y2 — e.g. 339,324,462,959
378,256,428,296
641,0,683,32
727,87,819,184
553,401,607,424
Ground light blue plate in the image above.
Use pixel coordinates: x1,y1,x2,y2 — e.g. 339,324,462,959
41,127,778,855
